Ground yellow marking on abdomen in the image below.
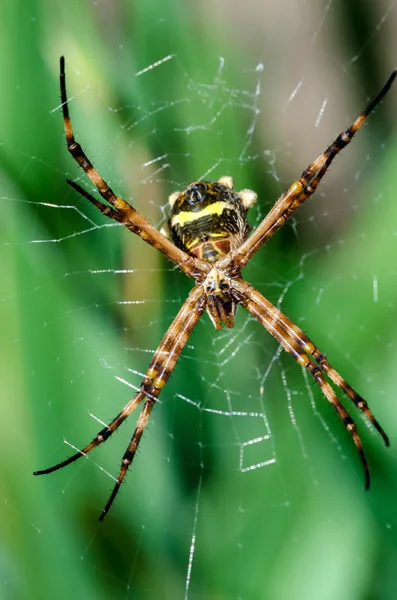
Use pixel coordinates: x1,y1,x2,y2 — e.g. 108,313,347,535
171,201,234,228
185,231,227,250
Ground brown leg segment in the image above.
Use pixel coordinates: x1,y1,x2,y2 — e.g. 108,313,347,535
221,70,397,273
35,285,206,521
33,392,145,476
232,278,389,447
233,282,372,489
60,57,209,281
99,397,156,522
98,285,206,521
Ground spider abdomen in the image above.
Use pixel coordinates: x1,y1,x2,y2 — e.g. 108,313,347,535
168,177,257,262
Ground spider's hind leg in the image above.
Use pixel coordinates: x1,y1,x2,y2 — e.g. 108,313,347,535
59,56,209,281
67,179,124,222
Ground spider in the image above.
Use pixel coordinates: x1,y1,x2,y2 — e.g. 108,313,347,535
34,57,395,522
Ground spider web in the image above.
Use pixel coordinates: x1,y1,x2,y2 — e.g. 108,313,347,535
1,1,397,598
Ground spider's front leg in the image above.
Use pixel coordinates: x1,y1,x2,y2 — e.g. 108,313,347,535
35,285,206,521
98,287,206,521
233,278,389,447
232,278,389,489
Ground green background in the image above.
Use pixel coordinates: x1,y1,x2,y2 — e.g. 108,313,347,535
1,1,396,598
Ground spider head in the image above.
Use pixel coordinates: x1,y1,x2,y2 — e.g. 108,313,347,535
204,266,230,297
202,266,236,330
168,176,257,263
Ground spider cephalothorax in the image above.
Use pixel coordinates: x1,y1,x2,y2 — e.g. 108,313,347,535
34,57,395,522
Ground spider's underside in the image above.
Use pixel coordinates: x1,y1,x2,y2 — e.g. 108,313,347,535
34,57,395,522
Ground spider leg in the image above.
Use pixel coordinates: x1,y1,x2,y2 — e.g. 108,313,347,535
33,392,145,475
98,286,206,521
99,395,155,522
220,70,397,273
233,282,371,489
66,179,125,222
59,57,208,281
232,279,389,447
34,285,206,520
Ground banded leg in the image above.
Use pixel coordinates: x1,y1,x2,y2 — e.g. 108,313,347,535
220,70,397,273
33,392,145,475
99,286,206,521
60,57,208,281
67,180,125,223
233,285,371,489
232,278,389,446
99,396,155,522
35,285,206,521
